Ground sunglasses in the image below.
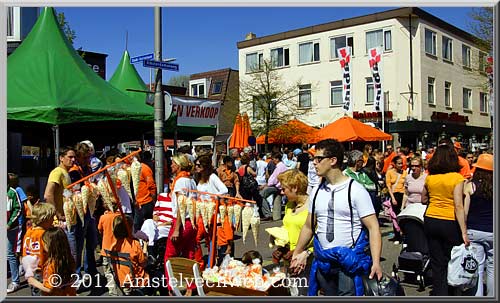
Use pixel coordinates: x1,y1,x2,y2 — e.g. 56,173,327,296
410,165,421,168
195,163,201,167
313,155,332,163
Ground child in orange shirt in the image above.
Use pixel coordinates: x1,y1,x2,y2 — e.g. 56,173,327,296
109,215,152,295
98,203,121,296
25,227,76,296
22,202,55,296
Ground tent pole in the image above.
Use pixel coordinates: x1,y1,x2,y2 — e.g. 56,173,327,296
52,125,59,166
226,134,232,155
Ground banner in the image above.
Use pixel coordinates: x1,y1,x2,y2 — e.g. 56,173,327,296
171,96,221,126
368,47,384,112
337,47,352,113
486,56,494,120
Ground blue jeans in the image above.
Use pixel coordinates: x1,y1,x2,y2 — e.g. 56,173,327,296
7,227,20,284
467,229,494,296
315,267,355,296
66,211,98,275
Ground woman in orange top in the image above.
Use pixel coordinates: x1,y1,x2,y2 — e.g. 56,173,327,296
26,227,76,296
385,156,407,242
422,144,469,296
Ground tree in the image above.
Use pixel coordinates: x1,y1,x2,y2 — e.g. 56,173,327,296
168,75,190,88
468,7,493,53
56,11,76,45
240,59,312,152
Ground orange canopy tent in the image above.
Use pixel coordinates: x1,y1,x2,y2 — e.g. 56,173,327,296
256,119,319,144
229,113,253,149
314,116,392,142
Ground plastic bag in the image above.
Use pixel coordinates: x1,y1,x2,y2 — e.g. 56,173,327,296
447,243,479,290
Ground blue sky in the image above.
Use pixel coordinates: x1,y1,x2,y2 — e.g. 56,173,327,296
56,6,477,84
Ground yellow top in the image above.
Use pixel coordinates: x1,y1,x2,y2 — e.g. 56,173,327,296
386,168,407,194
424,172,464,221
282,202,313,252
47,166,71,216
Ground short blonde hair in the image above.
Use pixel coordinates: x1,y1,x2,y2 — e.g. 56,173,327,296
31,202,56,226
172,154,193,172
277,169,308,195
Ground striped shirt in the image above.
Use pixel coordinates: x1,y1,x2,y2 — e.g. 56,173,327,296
155,193,175,237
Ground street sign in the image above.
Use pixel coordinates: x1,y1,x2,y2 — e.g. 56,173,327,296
143,60,179,71
130,53,154,64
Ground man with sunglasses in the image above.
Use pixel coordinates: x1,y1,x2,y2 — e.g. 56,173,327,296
290,139,382,296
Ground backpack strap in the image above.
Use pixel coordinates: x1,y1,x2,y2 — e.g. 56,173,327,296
311,178,355,245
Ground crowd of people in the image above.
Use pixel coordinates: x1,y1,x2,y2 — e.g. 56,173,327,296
6,137,493,297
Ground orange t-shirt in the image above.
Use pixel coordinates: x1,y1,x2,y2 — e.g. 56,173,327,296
98,211,121,256
458,156,472,179
23,227,47,271
110,238,149,287
383,152,396,173
136,163,157,206
42,261,77,296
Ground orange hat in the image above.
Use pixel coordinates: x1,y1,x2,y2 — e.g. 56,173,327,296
472,154,493,171
454,141,462,150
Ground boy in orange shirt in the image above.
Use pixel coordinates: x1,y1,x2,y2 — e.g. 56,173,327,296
22,202,56,296
98,203,121,296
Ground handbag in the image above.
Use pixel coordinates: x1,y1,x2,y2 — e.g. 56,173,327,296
240,165,258,193
447,243,480,290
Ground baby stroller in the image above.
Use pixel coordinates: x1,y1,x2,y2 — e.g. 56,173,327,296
391,203,431,291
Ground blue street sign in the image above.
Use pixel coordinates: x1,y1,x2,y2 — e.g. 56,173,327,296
130,53,154,64
143,60,179,71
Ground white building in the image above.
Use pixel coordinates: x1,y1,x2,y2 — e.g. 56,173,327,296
237,7,491,150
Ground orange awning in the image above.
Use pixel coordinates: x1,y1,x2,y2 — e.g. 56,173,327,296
314,116,392,142
256,119,319,144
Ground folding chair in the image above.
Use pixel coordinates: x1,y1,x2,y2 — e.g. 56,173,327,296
165,257,205,296
104,249,144,296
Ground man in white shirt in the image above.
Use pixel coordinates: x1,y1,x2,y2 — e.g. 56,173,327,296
255,153,268,187
290,139,382,296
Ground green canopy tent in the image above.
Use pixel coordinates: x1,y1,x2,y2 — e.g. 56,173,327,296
108,51,218,142
7,7,154,162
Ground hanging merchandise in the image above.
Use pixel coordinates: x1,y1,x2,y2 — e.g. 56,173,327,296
63,189,77,231
219,203,227,225
130,157,141,197
117,167,132,200
234,203,242,230
227,203,235,227
242,203,254,244
250,205,261,247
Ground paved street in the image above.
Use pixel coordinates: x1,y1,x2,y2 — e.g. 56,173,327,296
7,214,430,297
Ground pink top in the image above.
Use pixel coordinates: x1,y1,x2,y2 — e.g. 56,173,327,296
404,173,427,204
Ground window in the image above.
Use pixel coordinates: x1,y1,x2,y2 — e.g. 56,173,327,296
330,35,354,59
252,96,264,121
442,36,453,61
298,84,311,108
427,77,435,104
330,81,343,106
445,81,452,107
246,52,263,73
384,30,392,51
299,41,320,64
462,45,471,68
366,77,374,104
366,29,392,53
7,7,14,37
212,81,223,94
191,83,205,97
479,52,487,72
463,88,472,110
425,29,437,56
270,47,290,68
480,92,488,113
